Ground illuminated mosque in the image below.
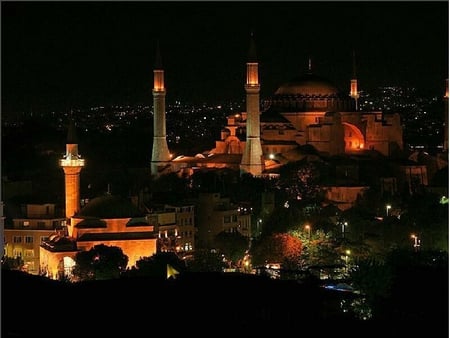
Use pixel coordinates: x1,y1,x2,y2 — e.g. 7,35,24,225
152,37,404,177
18,36,446,279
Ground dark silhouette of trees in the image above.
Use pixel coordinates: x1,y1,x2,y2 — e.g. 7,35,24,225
350,249,448,324
276,159,324,204
124,252,186,279
186,249,227,272
72,244,128,281
213,231,249,263
1,255,24,271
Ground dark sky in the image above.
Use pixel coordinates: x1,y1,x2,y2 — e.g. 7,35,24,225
1,1,449,112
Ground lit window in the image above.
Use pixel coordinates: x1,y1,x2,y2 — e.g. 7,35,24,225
24,249,34,258
23,221,30,227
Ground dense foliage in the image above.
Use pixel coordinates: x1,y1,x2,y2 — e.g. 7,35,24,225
72,244,128,281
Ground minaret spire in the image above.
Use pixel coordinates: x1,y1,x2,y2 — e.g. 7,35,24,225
308,57,312,72
151,42,171,176
350,50,360,111
60,117,85,236
240,33,264,176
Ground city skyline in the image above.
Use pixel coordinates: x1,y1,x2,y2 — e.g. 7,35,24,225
2,1,449,113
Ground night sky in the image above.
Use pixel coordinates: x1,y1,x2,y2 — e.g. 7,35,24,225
1,1,449,112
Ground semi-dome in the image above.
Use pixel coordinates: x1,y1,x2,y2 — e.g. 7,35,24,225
78,194,145,218
275,73,340,96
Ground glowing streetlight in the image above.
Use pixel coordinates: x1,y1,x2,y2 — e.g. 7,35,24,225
345,249,351,264
341,221,348,238
344,249,351,272
386,204,391,216
257,219,262,237
304,225,311,239
411,234,420,251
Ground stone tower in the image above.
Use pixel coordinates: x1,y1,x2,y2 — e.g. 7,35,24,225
240,34,264,176
350,50,359,111
60,118,85,235
151,44,171,176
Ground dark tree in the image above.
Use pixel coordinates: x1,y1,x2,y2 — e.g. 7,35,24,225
186,249,227,272
213,231,249,263
72,244,128,281
276,160,324,204
1,256,24,271
125,252,186,279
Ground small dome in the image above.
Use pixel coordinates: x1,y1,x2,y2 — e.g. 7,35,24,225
78,195,145,218
275,73,340,96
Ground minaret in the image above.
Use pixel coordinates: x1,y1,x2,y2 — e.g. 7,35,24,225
151,43,171,176
60,118,85,235
444,78,449,152
240,34,264,176
350,50,360,111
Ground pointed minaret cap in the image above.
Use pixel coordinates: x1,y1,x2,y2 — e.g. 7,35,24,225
155,41,163,70
248,32,257,63
67,118,78,144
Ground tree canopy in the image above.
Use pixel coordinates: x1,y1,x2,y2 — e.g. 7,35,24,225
72,244,128,281
213,231,249,263
125,252,186,279
251,233,303,269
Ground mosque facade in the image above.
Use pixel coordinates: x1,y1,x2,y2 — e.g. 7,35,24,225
161,39,404,177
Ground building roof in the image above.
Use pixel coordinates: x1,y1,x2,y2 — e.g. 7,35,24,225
172,153,242,165
75,218,107,228
77,195,145,218
77,231,156,242
274,72,342,97
41,234,78,252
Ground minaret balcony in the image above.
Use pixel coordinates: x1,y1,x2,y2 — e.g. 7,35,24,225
59,158,85,167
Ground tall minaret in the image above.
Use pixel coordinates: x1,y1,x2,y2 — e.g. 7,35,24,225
240,34,264,176
444,78,449,152
350,50,360,111
151,43,171,176
60,118,85,235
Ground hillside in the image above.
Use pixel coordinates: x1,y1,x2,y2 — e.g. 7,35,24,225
2,269,446,337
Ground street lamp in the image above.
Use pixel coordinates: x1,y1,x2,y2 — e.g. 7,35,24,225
304,225,311,239
345,249,351,268
257,219,262,236
411,234,420,251
386,204,391,216
341,221,348,238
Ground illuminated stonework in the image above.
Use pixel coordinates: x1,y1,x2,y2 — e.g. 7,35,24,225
60,125,85,220
240,36,264,177
151,48,171,176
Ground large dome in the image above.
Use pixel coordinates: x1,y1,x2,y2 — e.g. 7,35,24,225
275,73,341,96
264,71,355,112
78,195,145,218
